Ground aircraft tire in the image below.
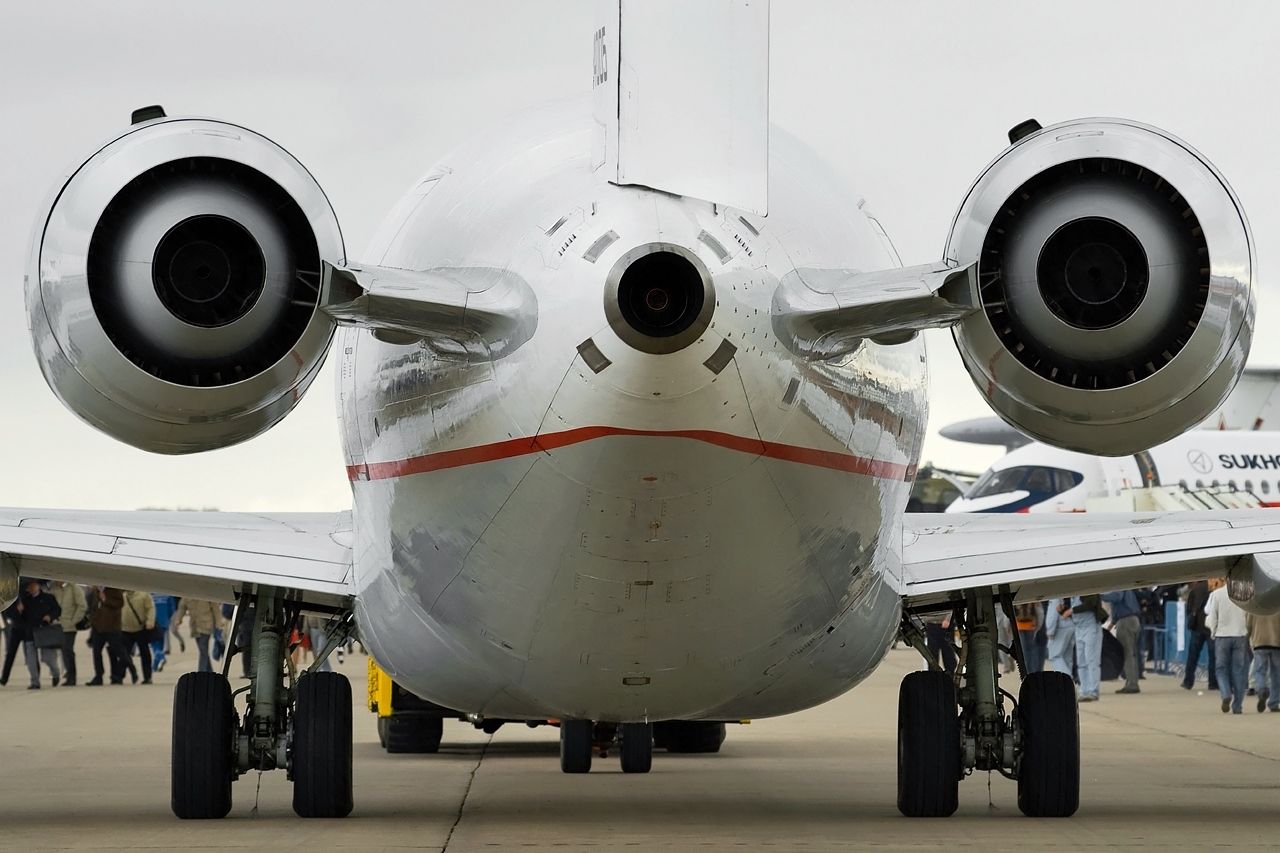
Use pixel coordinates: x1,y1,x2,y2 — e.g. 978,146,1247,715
1016,671,1080,817
377,715,389,749
559,719,593,773
618,722,653,773
384,715,443,753
659,721,727,753
171,671,235,820
293,672,354,818
896,670,960,817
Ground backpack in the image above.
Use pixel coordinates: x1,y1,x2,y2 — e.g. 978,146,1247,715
1074,594,1102,617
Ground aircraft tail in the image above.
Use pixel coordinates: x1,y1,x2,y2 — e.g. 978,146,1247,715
592,0,769,215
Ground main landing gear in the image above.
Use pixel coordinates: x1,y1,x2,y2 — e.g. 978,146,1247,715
897,586,1079,818
171,584,357,819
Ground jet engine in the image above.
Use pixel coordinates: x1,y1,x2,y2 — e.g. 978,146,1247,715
27,111,343,453
946,119,1253,456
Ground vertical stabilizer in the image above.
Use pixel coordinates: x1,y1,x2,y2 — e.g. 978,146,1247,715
593,0,770,215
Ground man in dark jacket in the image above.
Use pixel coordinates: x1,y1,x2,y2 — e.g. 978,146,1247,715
86,586,132,686
15,579,62,689
1182,579,1219,691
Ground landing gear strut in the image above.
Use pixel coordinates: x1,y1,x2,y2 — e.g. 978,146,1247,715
897,587,1079,818
170,585,356,819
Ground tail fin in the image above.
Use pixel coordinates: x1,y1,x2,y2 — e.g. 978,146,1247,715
592,0,770,215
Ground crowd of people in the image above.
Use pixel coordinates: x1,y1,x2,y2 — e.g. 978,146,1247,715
923,577,1280,714
1,579,234,689
11,575,1279,715
2,578,354,691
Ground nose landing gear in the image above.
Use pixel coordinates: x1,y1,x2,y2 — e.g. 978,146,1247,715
559,719,595,773
897,586,1079,818
558,720,655,774
618,722,653,774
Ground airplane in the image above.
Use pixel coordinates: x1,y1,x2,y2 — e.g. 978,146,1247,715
941,366,1280,454
946,429,1280,514
945,370,1280,512
6,0,1280,822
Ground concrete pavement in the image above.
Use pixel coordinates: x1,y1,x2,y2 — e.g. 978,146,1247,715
1,640,1277,852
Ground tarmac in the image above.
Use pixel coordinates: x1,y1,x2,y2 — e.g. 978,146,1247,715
1,640,1277,853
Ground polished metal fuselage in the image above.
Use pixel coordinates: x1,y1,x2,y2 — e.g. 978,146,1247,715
338,103,927,722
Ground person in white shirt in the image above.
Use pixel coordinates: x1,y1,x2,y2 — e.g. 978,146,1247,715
1205,579,1249,714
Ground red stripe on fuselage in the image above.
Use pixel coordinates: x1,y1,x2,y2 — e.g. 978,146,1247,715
346,426,915,483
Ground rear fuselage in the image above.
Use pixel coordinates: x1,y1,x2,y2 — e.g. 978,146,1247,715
338,103,926,722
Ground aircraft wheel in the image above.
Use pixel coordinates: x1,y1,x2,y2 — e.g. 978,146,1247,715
660,721,726,753
897,670,960,817
377,716,389,749
559,719,593,773
618,722,653,774
1016,671,1080,817
384,715,444,754
293,672,354,818
171,672,235,819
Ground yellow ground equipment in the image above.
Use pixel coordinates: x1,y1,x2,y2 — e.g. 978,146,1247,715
365,658,450,753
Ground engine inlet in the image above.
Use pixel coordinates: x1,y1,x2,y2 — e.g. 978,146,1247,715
86,156,322,386
978,158,1209,390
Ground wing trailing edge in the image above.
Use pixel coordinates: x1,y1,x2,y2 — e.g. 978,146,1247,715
901,510,1280,615
0,509,353,610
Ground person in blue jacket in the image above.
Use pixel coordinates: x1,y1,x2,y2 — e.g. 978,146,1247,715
150,594,178,672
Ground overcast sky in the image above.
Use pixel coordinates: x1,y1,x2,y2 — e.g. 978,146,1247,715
1,1,1277,511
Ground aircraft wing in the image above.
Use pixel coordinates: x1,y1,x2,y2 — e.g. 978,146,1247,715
900,510,1280,613
0,509,353,610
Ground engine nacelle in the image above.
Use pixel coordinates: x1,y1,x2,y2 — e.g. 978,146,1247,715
27,114,343,454
1228,554,1280,616
946,119,1253,456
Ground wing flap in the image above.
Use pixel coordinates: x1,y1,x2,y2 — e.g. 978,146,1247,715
1,525,117,554
0,509,353,609
901,510,1280,611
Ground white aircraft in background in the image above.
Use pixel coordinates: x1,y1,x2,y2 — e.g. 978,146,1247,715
948,430,1280,513
946,368,1280,512
6,1,1280,822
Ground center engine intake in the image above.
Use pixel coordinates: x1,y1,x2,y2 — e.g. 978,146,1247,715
946,119,1253,456
27,113,343,453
